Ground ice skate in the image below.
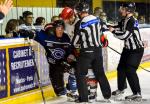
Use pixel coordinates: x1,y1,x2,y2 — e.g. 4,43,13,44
96,98,111,103
67,92,78,102
125,93,142,101
88,95,96,103
75,98,89,104
112,89,125,96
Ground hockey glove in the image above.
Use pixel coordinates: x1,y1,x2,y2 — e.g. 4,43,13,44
73,48,80,57
100,34,108,47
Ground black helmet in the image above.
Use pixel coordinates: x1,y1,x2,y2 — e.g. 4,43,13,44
122,2,136,13
74,2,89,13
53,20,65,28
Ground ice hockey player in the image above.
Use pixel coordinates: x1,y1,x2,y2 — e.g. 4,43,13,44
60,7,79,40
61,55,78,101
60,6,79,101
109,2,144,101
34,20,72,96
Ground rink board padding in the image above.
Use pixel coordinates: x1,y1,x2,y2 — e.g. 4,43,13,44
0,38,55,104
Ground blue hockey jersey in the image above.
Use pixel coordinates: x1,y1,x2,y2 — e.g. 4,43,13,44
35,30,71,64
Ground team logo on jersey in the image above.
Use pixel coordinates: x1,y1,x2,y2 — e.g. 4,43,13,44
51,48,65,60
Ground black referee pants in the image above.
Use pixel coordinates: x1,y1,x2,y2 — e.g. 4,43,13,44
76,47,111,102
117,48,144,94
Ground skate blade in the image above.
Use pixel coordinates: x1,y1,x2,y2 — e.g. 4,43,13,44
88,99,96,103
96,99,111,103
67,97,76,102
112,93,124,97
115,98,147,102
111,94,124,101
126,98,147,102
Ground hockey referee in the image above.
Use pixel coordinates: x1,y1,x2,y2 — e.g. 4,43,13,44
109,2,144,100
72,2,111,103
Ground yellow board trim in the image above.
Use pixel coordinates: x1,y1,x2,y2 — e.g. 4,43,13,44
92,0,103,11
0,44,29,49
6,48,10,97
13,0,56,7
0,85,56,104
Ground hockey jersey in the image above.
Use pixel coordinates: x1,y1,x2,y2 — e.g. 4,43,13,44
65,17,79,40
35,30,71,64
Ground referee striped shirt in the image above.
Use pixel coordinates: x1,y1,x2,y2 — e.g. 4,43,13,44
72,15,102,49
112,16,144,50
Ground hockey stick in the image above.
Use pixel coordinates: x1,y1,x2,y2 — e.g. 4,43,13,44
24,38,46,104
108,46,150,73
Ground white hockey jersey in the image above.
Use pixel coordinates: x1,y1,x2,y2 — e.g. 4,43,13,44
65,17,79,41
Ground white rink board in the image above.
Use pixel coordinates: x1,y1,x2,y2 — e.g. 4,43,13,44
104,31,124,71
